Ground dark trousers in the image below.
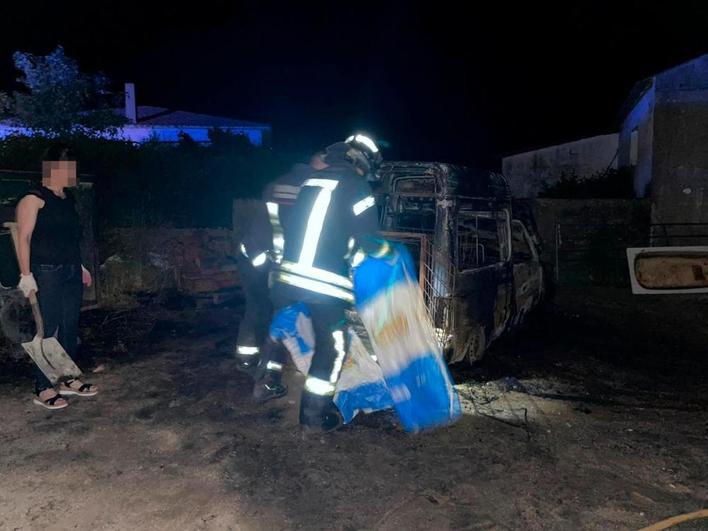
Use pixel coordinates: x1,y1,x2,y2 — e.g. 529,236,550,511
267,284,349,417
31,263,84,393
235,254,272,354
306,302,348,385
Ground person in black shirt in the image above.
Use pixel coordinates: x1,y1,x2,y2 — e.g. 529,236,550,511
15,144,97,410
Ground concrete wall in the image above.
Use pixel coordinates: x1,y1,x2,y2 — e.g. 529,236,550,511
618,83,655,197
502,134,619,198
530,198,650,285
532,198,650,261
618,54,708,222
651,90,708,225
649,55,708,224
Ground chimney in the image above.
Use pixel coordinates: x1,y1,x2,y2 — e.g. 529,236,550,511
125,82,137,124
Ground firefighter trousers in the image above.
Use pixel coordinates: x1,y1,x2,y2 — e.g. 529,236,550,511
234,254,272,368
263,287,349,427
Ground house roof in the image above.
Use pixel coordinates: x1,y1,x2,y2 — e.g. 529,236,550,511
122,106,270,129
618,77,654,122
620,53,708,121
0,106,271,130
653,53,708,84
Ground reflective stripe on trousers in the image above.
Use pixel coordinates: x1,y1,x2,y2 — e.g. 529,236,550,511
304,376,336,396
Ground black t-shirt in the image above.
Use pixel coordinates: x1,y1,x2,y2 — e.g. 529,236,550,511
25,186,82,266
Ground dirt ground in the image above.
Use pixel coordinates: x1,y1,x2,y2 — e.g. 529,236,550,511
0,287,706,530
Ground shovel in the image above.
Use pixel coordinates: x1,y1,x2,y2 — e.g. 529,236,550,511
3,222,82,384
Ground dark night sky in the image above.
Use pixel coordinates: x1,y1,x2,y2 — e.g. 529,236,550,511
2,1,708,167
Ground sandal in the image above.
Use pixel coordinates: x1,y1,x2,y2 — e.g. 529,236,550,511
59,379,98,397
33,392,68,410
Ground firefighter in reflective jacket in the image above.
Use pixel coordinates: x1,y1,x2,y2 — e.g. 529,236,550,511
233,153,328,375
232,198,273,374
254,134,389,431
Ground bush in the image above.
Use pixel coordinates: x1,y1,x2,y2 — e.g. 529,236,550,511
539,167,634,199
0,132,290,228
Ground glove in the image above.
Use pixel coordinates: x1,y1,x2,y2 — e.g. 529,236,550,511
372,239,397,261
18,273,38,298
81,264,93,287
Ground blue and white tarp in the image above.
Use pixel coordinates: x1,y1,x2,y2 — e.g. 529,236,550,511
270,245,461,432
353,246,461,432
269,304,393,423
268,302,314,375
333,330,394,423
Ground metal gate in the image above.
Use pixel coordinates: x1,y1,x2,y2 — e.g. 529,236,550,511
553,222,648,285
381,231,455,348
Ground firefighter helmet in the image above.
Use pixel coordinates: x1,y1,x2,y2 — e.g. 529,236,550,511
344,133,383,179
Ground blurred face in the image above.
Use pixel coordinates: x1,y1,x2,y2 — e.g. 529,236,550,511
42,160,77,189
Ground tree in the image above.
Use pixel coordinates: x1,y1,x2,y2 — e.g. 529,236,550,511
0,46,125,137
0,92,12,116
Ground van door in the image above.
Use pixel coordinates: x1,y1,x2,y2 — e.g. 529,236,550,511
511,219,543,325
452,210,513,363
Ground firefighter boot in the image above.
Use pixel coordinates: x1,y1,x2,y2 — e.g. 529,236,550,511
252,369,288,403
299,391,343,433
234,339,260,376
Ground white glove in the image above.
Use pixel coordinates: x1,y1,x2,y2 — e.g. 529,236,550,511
81,264,93,287
18,273,38,298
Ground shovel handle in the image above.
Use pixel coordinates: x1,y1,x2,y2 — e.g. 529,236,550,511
3,222,45,338
29,293,44,339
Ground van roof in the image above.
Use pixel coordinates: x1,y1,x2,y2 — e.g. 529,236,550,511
379,161,510,200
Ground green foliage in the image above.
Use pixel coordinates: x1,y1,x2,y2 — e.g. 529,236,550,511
0,46,126,136
0,47,291,228
0,132,288,228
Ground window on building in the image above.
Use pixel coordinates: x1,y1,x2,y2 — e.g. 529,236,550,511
629,128,639,167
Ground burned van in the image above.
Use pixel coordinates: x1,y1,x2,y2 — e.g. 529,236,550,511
376,162,544,364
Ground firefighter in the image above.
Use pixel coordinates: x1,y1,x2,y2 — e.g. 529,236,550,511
253,134,389,431
232,198,272,374
232,153,328,378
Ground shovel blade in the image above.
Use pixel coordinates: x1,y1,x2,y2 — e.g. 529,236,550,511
22,336,82,384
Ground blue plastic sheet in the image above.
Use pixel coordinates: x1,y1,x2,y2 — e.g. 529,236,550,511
352,246,461,432
270,245,461,432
